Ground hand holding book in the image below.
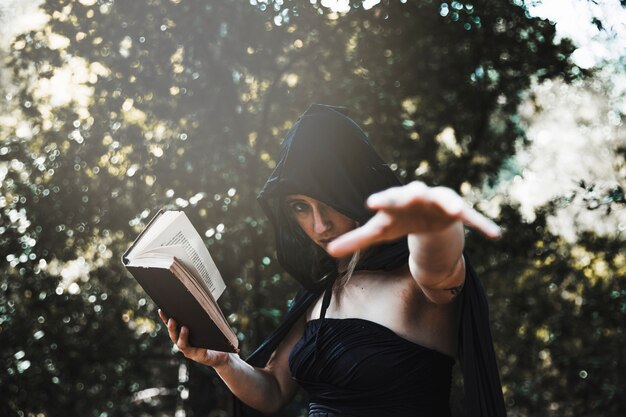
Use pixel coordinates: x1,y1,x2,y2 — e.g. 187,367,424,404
158,309,232,368
122,209,238,352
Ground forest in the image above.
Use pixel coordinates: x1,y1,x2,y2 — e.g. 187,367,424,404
1,0,624,416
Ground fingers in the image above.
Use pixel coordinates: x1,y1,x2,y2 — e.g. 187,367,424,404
166,317,179,344
327,213,391,257
177,326,190,350
367,182,429,210
159,310,192,350
159,309,185,347
367,182,500,240
368,183,461,214
424,187,500,238
174,326,205,362
158,311,224,366
158,308,168,324
169,323,195,356
459,205,501,239
326,227,371,258
159,310,190,348
159,308,178,344
164,318,193,353
177,327,228,367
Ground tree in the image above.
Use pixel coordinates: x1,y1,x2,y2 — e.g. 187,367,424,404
3,0,606,416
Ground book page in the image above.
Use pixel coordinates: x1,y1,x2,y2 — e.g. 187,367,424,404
171,259,238,350
130,211,177,255
138,245,204,282
133,212,226,300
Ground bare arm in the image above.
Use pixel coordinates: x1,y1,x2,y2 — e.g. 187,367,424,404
327,181,500,304
407,220,465,304
159,309,303,414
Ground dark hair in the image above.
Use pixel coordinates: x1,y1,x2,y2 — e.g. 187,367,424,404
279,196,372,293
275,199,337,287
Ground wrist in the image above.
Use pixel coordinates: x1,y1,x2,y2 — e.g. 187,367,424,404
408,222,464,282
408,221,463,251
212,352,235,372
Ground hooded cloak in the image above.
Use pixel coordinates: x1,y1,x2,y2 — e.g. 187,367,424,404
257,104,409,289
233,104,506,417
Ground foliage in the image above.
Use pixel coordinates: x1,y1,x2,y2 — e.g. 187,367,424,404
468,202,625,416
1,0,622,416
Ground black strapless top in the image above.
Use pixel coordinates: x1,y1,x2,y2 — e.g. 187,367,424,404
289,318,455,417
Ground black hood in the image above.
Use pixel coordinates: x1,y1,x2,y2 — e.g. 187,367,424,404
258,104,409,289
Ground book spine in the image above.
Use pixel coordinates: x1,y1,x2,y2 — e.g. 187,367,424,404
121,208,166,264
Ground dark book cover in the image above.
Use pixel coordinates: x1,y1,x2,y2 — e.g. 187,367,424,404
126,264,237,352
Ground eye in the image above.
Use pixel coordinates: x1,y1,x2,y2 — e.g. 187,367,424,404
288,201,309,214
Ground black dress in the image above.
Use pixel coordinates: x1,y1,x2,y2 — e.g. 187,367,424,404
290,316,454,417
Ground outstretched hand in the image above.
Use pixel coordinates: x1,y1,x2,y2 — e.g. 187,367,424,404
158,309,231,368
327,181,500,258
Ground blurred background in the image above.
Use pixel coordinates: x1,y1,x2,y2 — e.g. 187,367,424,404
1,0,624,416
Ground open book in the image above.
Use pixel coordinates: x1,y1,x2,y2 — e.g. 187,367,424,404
122,209,238,352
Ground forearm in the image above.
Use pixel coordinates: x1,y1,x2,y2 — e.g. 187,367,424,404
214,353,292,414
161,309,300,414
408,220,464,289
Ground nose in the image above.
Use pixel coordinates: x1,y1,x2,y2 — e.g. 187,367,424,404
312,205,332,235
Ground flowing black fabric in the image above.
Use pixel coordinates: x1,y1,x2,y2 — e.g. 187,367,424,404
458,256,508,416
233,104,506,417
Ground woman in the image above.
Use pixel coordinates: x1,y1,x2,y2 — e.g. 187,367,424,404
159,104,507,416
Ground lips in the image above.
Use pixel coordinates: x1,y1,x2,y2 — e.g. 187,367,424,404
319,237,336,245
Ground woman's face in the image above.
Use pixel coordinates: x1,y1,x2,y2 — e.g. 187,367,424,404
285,194,357,254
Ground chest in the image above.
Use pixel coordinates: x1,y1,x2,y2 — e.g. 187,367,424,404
306,269,459,356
